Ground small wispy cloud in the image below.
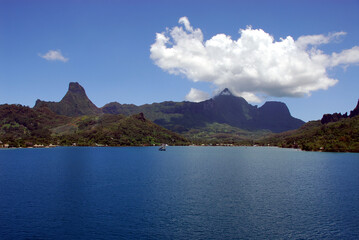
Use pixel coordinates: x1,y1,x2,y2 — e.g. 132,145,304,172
39,49,68,62
185,88,210,102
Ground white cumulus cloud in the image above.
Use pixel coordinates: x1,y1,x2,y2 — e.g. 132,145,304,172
185,88,210,102
39,49,68,62
150,17,359,102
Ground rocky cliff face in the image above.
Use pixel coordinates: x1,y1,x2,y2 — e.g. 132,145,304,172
349,99,359,118
254,101,304,133
102,88,305,133
34,82,101,116
321,99,359,124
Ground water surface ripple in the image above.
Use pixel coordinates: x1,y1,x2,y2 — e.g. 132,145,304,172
0,147,358,239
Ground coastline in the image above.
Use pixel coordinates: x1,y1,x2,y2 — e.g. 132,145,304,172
1,144,358,153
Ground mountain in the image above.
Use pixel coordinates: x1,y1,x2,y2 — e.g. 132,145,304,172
102,88,304,133
350,100,359,117
34,82,101,116
321,99,359,124
30,83,304,142
0,104,188,147
254,101,304,133
261,99,359,152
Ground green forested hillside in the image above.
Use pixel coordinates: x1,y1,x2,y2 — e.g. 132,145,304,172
0,104,69,146
261,116,359,152
0,105,188,147
53,113,188,146
183,122,270,145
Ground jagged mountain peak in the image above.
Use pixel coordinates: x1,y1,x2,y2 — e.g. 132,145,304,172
322,98,359,123
68,82,86,94
217,88,233,97
34,82,101,117
212,88,248,105
349,99,359,118
62,82,90,101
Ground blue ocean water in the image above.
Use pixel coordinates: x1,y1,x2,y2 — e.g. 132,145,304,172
0,146,359,239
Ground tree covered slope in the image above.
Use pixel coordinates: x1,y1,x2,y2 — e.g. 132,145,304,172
0,105,188,147
261,100,359,152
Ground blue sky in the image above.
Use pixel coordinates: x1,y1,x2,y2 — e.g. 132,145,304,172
1,0,358,122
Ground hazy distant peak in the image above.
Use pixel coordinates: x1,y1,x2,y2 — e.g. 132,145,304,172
216,88,233,97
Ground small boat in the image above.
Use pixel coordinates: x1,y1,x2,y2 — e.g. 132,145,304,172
159,144,166,151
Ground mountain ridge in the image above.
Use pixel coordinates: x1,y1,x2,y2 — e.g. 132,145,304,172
321,99,359,124
33,82,305,133
102,88,304,133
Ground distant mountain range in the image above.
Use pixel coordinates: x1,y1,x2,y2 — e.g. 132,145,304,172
2,82,358,151
35,82,304,133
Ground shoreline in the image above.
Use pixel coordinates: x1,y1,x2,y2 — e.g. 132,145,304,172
1,145,358,153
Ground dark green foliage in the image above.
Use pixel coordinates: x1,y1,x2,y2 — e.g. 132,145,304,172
0,104,188,147
260,116,359,152
54,113,188,146
54,114,188,146
0,104,69,147
183,123,270,145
